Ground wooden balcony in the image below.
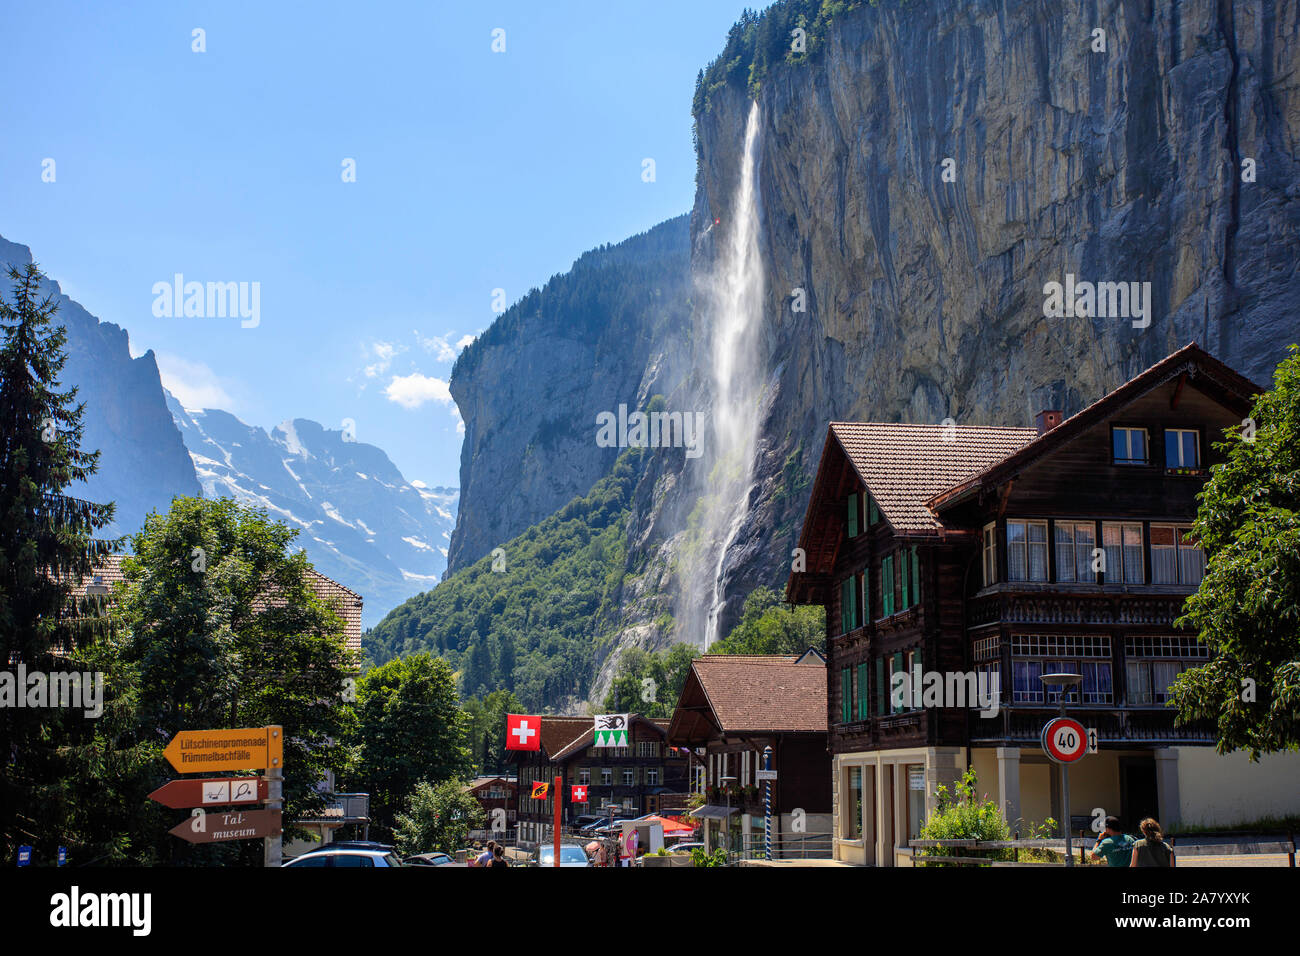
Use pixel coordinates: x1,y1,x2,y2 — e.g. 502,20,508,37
971,706,1215,745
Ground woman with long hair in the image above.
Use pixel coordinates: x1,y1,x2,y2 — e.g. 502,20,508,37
1130,817,1175,867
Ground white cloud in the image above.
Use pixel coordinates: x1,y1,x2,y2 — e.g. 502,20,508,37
156,353,237,410
364,340,404,378
416,330,476,362
385,372,452,410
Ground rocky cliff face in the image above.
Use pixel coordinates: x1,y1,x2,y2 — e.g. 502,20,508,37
679,0,1300,639
430,0,1300,702
445,215,691,574
0,236,201,536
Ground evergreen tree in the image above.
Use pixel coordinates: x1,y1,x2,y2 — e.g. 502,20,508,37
0,262,116,862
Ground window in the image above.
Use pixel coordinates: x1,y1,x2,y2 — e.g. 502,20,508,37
982,523,997,586
647,768,659,786
856,662,869,719
859,571,869,623
1007,520,1048,582
1164,429,1200,469
1080,661,1114,704
868,494,880,526
841,667,852,723
888,653,904,713
1012,659,1043,703
636,741,660,758
840,576,859,634
900,546,920,608
1127,660,1185,705
1101,522,1144,584
1054,520,1097,582
1150,524,1205,585
844,767,863,840
847,493,859,538
601,768,612,786
578,769,591,785
881,554,896,617
1113,426,1148,465
623,769,635,786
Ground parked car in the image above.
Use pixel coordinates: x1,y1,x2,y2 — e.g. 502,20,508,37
283,849,404,867
404,852,454,866
665,841,704,854
298,840,395,855
572,815,604,829
534,844,593,867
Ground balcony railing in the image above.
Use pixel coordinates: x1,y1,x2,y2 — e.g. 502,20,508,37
971,707,1214,744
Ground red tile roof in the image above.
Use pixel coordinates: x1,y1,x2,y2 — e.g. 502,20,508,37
549,714,667,761
829,422,1037,533
690,656,827,733
69,553,364,656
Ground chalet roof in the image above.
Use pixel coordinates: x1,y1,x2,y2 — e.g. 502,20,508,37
829,422,1037,534
549,713,667,762
673,656,827,737
68,553,364,656
534,716,593,759
927,343,1263,513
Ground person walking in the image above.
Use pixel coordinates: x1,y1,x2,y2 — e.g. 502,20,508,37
1089,816,1135,867
1130,818,1175,867
474,840,496,868
488,845,510,868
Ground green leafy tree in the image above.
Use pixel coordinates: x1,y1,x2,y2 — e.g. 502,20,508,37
348,653,471,837
1171,345,1300,757
114,496,358,860
603,643,696,717
463,688,523,774
0,262,116,861
708,586,825,656
392,778,485,856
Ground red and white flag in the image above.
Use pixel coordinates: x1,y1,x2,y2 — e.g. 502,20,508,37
506,714,541,751
571,785,588,802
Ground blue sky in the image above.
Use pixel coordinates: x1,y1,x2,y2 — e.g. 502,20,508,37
0,0,753,487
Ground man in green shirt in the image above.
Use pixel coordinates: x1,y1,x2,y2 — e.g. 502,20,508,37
1090,816,1136,866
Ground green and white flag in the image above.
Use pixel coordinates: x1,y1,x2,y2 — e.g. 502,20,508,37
594,714,629,748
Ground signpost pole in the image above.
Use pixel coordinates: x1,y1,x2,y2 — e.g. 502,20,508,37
552,775,562,868
263,725,283,868
763,746,772,861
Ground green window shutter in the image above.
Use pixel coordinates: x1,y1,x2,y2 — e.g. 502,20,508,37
857,663,868,718
892,652,905,713
839,578,851,634
901,549,911,608
841,668,852,722
875,657,886,715
858,572,868,625
911,546,920,607
847,493,859,538
882,555,895,617
848,575,858,629
869,494,879,526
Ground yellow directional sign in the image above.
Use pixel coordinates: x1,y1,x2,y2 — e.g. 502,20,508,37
163,726,283,774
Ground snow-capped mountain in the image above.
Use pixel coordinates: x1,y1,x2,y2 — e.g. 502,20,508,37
165,392,457,629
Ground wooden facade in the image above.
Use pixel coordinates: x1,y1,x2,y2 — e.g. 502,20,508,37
787,345,1264,856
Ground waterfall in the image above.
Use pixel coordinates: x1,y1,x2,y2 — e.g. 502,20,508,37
683,101,765,650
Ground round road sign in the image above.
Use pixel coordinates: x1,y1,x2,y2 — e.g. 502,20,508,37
1041,717,1088,764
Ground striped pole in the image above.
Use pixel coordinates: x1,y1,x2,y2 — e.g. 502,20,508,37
763,745,773,861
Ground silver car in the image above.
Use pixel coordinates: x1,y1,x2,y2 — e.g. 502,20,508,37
534,844,593,867
283,849,404,867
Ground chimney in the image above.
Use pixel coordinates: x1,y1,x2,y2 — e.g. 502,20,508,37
1035,409,1063,436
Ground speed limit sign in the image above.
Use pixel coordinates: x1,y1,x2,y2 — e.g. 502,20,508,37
1041,717,1088,764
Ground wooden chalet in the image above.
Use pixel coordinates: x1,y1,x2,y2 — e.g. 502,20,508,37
786,344,1300,865
666,651,831,859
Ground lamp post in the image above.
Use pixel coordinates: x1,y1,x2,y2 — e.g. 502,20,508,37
1040,672,1083,867
720,774,737,864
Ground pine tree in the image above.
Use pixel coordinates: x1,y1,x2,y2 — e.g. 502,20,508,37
0,262,116,861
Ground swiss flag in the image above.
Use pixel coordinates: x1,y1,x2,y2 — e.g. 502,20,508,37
571,785,588,803
506,714,541,751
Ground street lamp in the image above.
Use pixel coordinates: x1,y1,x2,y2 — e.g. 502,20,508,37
1040,672,1083,867
720,774,737,864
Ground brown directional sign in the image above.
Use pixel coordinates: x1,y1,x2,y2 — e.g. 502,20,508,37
163,726,283,774
148,777,268,809
168,808,282,844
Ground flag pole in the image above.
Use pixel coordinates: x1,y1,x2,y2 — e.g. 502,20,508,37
553,775,562,867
